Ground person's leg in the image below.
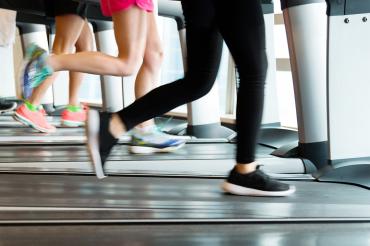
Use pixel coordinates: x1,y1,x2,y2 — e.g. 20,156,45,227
68,21,93,106
215,0,295,196
216,0,266,171
29,15,86,106
87,0,224,177
134,11,163,128
22,5,149,96
14,14,86,133
61,21,93,127
44,5,148,76
128,11,182,154
113,0,223,133
19,5,149,131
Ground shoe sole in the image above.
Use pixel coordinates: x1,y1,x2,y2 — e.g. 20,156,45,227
221,182,296,197
129,142,186,154
13,112,56,133
85,109,107,179
61,120,85,127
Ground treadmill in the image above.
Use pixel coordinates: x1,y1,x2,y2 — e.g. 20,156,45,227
281,0,370,188
315,0,370,188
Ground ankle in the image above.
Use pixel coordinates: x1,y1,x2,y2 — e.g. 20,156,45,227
68,101,80,107
135,124,156,133
46,56,55,71
136,120,155,129
24,100,40,112
109,113,126,138
235,162,258,174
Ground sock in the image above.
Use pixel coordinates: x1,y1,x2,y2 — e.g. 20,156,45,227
25,101,39,112
66,105,81,112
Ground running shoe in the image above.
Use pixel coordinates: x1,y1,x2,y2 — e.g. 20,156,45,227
129,125,186,154
222,166,296,196
86,109,118,179
13,103,56,133
38,105,47,116
0,99,17,114
22,43,53,99
61,105,87,127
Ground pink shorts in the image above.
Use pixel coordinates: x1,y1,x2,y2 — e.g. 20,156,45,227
100,0,154,16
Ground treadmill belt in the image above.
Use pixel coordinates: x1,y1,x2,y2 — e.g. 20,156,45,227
0,174,369,223
1,223,370,246
0,144,304,176
0,144,276,162
0,143,234,162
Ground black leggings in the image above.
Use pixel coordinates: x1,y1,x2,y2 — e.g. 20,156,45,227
118,0,267,164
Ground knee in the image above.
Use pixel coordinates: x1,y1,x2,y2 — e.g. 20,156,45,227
143,48,164,72
52,39,74,54
238,66,267,89
237,54,268,84
75,37,93,52
183,73,215,101
115,55,142,76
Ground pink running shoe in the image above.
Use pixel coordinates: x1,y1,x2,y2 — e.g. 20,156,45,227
38,105,47,116
61,105,87,127
13,104,56,133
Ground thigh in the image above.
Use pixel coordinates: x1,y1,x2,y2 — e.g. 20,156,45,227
142,11,162,64
215,0,267,75
181,0,223,78
53,14,86,52
112,5,148,61
75,21,93,51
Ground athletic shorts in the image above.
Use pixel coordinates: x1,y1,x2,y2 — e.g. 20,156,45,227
45,0,88,19
100,0,154,16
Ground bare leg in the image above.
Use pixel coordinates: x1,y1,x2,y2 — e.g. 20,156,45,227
135,12,164,128
69,21,93,106
28,14,86,105
28,74,57,105
47,6,148,77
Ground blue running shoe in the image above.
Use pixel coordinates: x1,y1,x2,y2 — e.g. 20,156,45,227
22,44,53,98
129,126,186,154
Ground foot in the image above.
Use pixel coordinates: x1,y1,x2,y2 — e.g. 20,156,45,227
21,43,53,98
0,100,17,114
61,105,87,127
38,105,47,116
86,109,118,179
129,125,186,154
222,167,296,197
13,103,56,133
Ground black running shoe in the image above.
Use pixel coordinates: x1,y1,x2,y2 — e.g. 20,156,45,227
86,109,118,179
222,167,296,196
0,100,17,114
